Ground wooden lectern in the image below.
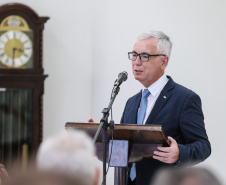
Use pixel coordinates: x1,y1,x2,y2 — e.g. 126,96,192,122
65,122,169,185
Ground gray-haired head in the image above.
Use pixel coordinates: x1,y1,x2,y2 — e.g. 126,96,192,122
151,167,222,185
137,30,173,58
36,130,99,185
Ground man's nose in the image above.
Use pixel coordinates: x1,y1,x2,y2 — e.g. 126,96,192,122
134,55,142,65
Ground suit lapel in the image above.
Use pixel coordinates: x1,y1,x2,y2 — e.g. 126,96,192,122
131,91,142,124
145,76,174,124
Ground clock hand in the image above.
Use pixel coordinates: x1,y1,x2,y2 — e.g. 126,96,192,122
12,47,17,67
12,48,24,67
18,48,24,53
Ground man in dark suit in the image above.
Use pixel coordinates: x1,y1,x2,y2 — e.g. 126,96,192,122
122,31,211,185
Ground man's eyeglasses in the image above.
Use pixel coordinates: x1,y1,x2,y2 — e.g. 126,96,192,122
128,52,166,62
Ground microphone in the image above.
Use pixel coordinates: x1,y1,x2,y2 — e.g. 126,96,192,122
114,71,128,87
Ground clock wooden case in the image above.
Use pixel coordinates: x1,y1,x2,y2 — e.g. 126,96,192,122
0,3,49,169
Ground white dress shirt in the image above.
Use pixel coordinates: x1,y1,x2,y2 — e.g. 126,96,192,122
141,75,169,124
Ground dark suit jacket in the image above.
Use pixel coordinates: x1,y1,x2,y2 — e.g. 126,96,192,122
120,76,211,185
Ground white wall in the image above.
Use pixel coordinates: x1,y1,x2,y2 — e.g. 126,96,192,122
1,0,226,184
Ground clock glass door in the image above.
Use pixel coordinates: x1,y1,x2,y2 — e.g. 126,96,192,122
0,88,33,169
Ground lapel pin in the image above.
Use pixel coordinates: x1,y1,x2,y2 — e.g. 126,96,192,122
163,96,167,99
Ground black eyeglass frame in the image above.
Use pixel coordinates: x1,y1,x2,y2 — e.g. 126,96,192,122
128,52,166,62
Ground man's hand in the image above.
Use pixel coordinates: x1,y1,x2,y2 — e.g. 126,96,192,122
153,136,180,164
87,118,95,123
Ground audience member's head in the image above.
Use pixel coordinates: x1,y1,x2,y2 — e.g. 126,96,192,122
0,164,8,185
36,130,100,185
151,166,222,185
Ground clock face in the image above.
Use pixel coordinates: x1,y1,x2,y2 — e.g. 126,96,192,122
0,30,33,68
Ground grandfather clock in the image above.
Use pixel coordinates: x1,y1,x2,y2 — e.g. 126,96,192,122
0,3,49,170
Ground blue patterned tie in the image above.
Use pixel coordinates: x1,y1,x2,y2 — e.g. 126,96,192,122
130,89,150,181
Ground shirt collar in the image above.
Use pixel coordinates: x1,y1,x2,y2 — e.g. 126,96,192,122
143,75,168,97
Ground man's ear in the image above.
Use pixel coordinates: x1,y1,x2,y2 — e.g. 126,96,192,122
161,56,169,70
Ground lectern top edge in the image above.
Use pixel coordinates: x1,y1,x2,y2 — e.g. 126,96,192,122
66,122,163,131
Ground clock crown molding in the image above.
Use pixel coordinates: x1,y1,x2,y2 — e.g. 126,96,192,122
0,3,49,26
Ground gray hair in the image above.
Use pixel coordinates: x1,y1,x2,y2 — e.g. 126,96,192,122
151,167,222,185
36,130,98,185
137,30,173,58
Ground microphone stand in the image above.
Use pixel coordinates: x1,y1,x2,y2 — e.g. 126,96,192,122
93,85,120,185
